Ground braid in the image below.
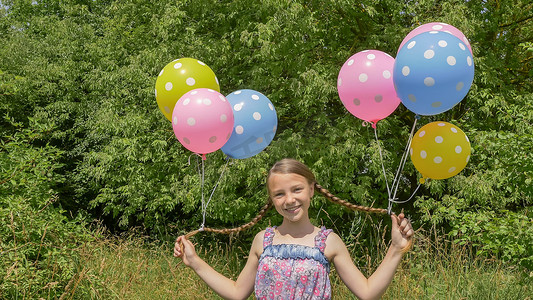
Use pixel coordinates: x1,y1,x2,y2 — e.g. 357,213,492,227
185,201,272,239
314,183,388,215
181,158,412,254
314,183,413,253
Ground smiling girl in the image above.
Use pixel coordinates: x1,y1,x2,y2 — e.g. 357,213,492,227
174,158,414,300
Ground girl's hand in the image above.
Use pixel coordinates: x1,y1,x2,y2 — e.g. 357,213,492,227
174,235,198,267
390,213,414,252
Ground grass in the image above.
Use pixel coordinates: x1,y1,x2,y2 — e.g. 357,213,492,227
63,227,533,300
331,227,532,300
71,234,248,299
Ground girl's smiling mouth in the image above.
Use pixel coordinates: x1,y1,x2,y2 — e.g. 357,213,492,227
285,206,301,213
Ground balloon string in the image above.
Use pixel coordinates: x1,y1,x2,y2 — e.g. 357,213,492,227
197,157,232,231
202,157,231,226
389,117,418,212
190,153,203,224
373,126,392,199
200,158,206,230
389,183,421,204
188,153,202,166
391,117,417,199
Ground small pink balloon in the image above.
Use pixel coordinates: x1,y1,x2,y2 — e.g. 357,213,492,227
172,88,234,155
337,50,401,125
398,22,472,54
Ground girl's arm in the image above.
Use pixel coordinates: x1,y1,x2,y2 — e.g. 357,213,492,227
174,231,264,300
327,213,414,300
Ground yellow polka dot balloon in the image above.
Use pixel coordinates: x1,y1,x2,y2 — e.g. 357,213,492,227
155,58,220,121
410,121,471,183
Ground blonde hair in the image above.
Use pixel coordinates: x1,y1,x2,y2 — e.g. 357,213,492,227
184,158,412,252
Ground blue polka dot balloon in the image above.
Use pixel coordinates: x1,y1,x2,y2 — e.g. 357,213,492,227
221,89,278,159
393,31,474,116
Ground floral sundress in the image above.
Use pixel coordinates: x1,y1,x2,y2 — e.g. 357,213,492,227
255,226,333,299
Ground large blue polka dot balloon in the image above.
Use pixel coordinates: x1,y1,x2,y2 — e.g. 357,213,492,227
393,31,474,116
221,89,278,159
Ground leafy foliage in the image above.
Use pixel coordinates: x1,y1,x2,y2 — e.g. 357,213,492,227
0,0,531,271
0,117,95,298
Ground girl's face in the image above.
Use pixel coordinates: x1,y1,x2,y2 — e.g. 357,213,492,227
268,172,314,223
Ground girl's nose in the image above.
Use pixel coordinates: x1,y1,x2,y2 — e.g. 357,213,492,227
286,193,297,204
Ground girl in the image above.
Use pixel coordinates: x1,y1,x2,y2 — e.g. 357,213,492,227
174,158,414,300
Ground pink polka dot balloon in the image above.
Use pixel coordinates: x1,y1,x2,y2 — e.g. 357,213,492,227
172,88,234,155
398,22,472,55
337,50,401,126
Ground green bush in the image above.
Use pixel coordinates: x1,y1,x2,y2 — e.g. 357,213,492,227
0,117,97,298
416,193,533,270
449,210,533,270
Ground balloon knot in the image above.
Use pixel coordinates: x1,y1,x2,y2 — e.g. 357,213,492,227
387,206,394,215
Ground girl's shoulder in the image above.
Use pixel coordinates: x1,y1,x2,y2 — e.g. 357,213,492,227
251,229,267,258
253,229,268,242
254,228,267,239
254,226,275,240
323,230,342,245
323,231,347,260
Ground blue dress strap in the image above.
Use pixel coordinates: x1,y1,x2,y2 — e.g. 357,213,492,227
315,226,333,253
262,226,276,249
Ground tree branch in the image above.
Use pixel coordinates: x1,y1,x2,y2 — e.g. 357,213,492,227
499,14,533,28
